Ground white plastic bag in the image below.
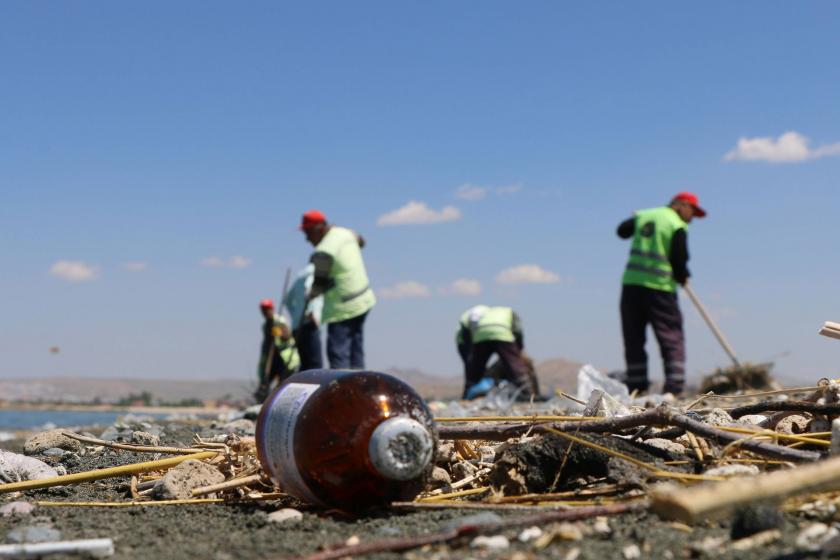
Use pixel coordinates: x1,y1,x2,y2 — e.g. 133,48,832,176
0,450,58,484
575,364,630,403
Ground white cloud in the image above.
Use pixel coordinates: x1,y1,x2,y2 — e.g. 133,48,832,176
49,260,99,282
454,182,523,201
123,261,147,271
496,264,561,285
201,256,252,269
378,281,432,299
454,184,488,201
377,201,461,226
723,131,840,163
440,278,482,296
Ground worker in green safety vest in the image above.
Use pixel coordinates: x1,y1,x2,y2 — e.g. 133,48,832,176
617,192,706,396
299,210,376,369
456,305,538,400
255,298,301,402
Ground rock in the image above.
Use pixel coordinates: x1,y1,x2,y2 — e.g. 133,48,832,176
592,516,611,535
478,445,496,463
345,535,360,546
554,522,583,541
796,523,839,551
443,512,502,531
152,459,225,500
6,524,62,544
622,543,641,559
131,431,161,446
23,429,81,455
428,466,451,490
731,504,784,539
220,419,256,436
435,442,456,464
0,450,59,483
267,508,303,524
738,415,768,426
0,501,36,517
42,448,68,457
776,415,809,435
518,526,543,542
809,417,832,433
242,404,262,420
643,438,686,455
704,464,759,478
702,408,734,426
470,535,509,550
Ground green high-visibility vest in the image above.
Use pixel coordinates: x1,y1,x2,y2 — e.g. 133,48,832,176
261,313,300,375
457,306,516,344
313,226,376,324
621,206,687,293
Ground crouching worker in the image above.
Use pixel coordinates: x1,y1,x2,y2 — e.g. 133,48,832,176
456,305,538,400
255,299,300,403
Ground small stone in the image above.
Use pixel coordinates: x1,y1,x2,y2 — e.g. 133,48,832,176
0,501,36,517
221,419,255,436
702,408,734,426
643,438,686,455
152,459,225,500
796,522,839,551
518,526,543,542
267,508,303,524
435,442,456,464
776,415,809,435
555,522,583,541
345,535,360,546
470,535,509,550
443,512,502,531
478,445,496,463
376,526,401,537
704,464,760,478
622,543,641,559
428,466,451,490
42,448,68,457
592,516,611,535
242,404,262,420
6,524,62,544
23,429,81,455
564,548,581,560
738,414,768,426
131,431,161,446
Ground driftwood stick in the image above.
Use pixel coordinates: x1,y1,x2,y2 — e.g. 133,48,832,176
650,454,840,523
191,474,266,497
436,405,821,462
290,502,643,560
62,431,214,455
730,401,840,419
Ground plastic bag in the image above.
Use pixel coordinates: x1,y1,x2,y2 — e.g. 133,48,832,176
575,364,630,403
0,450,58,484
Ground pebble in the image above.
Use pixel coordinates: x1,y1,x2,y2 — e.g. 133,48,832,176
0,501,36,517
703,464,759,478
702,408,733,426
220,419,256,436
267,508,303,524
776,415,809,435
796,522,840,551
42,448,68,457
23,429,81,455
345,535,360,546
470,535,509,550
643,438,686,455
131,431,161,446
376,526,402,537
152,459,225,500
518,526,543,542
6,524,62,544
428,466,451,489
622,543,641,559
738,414,768,426
443,512,502,531
592,516,611,535
554,522,584,541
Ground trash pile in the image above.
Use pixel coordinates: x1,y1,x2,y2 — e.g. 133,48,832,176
4,367,840,558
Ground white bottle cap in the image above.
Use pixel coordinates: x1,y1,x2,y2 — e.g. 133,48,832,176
368,416,434,481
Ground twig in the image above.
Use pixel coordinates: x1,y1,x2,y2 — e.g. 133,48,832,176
62,431,215,455
191,474,266,497
417,487,490,502
729,401,840,419
437,405,821,462
287,502,644,560
0,451,218,494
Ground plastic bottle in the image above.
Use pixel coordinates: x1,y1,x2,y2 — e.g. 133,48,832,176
255,369,437,512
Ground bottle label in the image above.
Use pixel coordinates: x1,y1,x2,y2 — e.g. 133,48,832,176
262,382,323,506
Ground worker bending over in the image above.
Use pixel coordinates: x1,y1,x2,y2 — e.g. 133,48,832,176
255,299,300,402
457,305,537,400
617,191,706,396
300,210,376,369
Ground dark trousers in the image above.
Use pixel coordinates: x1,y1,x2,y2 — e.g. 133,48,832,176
296,320,323,371
462,341,535,398
327,312,368,369
620,284,686,394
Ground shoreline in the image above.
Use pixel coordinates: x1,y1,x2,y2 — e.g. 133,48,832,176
0,403,229,415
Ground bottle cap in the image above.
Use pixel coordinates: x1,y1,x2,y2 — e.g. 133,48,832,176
368,416,434,481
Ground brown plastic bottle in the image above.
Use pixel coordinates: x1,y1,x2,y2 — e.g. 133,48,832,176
255,369,437,512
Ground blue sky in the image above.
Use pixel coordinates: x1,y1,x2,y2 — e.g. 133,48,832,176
1,2,839,386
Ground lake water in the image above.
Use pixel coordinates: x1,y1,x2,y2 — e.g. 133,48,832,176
0,409,168,430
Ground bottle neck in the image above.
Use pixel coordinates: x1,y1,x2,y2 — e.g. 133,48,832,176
368,417,434,481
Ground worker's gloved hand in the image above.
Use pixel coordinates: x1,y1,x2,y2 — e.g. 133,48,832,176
465,377,496,400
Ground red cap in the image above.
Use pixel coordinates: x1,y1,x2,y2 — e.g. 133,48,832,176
672,192,706,218
299,209,327,230
259,298,274,309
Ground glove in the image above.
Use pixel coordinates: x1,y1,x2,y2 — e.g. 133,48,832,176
465,377,495,400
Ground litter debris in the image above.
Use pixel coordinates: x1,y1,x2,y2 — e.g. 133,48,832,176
0,502,36,517
0,451,58,484
6,523,62,544
0,538,114,559
267,508,303,524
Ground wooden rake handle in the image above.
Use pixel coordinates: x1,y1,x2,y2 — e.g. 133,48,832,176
683,284,741,368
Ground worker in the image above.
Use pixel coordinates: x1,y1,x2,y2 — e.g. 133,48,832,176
283,263,324,371
456,305,538,400
617,191,706,396
255,299,301,402
300,210,376,369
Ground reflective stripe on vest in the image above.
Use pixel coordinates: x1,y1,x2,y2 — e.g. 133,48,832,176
622,207,687,293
